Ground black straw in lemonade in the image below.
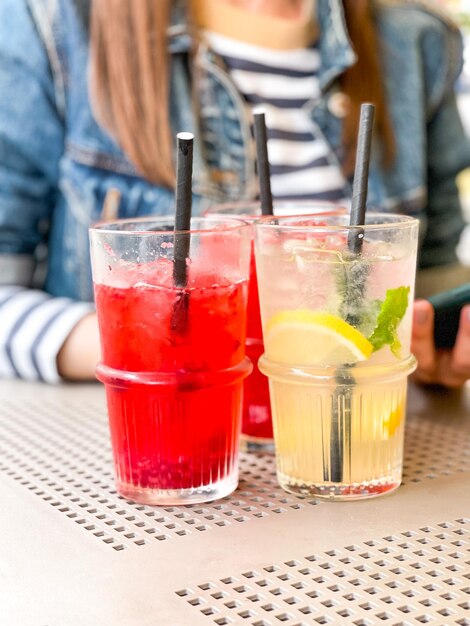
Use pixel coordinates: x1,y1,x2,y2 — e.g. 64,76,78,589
171,132,194,333
348,103,375,254
253,109,274,216
329,104,375,485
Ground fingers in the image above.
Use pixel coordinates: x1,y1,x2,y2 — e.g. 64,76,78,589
411,301,470,389
444,304,470,388
411,300,437,384
434,351,467,389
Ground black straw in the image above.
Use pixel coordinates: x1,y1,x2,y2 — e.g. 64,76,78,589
173,132,194,287
348,103,375,254
171,132,193,333
329,103,375,486
253,110,274,216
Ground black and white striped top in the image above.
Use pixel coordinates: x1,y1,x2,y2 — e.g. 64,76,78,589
204,31,348,202
0,284,94,383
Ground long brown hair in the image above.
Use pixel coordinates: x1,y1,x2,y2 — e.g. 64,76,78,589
90,0,175,187
340,0,395,174
90,0,394,187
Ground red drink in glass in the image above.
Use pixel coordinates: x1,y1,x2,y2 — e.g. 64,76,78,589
90,218,251,505
243,243,274,444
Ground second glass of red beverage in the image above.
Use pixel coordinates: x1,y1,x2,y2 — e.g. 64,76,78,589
205,201,346,452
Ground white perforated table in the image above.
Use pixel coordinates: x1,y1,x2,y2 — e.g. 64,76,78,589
0,379,469,626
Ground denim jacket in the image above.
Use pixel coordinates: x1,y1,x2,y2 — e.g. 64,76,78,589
1,0,469,303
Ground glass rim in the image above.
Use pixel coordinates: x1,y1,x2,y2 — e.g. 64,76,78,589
207,199,348,210
203,211,344,224
259,353,417,383
254,212,419,232
89,215,251,236
206,199,348,219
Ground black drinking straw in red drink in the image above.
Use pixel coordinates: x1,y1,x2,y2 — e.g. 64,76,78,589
330,103,375,484
253,110,274,216
171,132,194,333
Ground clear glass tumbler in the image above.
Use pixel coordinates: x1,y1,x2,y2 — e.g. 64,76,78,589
89,217,252,505
254,213,419,499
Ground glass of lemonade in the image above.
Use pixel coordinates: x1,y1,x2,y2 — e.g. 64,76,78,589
254,213,419,500
90,217,252,505
205,201,346,453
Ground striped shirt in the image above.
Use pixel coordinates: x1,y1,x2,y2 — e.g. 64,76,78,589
202,31,348,202
0,284,94,383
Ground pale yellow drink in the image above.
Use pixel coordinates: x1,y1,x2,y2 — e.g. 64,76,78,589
255,214,419,500
261,357,413,498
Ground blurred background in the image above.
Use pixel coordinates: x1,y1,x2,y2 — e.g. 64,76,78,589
442,0,470,263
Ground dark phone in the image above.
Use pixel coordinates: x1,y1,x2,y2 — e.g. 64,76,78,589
427,284,470,349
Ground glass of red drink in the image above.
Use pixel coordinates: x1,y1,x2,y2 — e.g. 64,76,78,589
89,217,252,505
204,201,346,452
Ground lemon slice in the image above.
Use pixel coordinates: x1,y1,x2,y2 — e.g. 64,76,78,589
265,309,373,366
382,402,404,438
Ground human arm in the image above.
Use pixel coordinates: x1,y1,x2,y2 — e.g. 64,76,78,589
56,311,101,380
0,1,98,382
419,91,470,269
418,17,470,269
411,299,470,388
410,15,470,388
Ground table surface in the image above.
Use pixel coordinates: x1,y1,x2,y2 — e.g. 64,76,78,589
1,379,469,626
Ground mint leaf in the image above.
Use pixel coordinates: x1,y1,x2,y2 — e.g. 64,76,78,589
367,286,410,357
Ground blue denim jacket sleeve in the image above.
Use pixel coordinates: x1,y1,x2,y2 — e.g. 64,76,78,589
419,10,470,267
422,90,470,267
0,0,64,273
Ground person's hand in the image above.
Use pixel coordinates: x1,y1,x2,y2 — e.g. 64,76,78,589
411,300,470,388
57,312,101,381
